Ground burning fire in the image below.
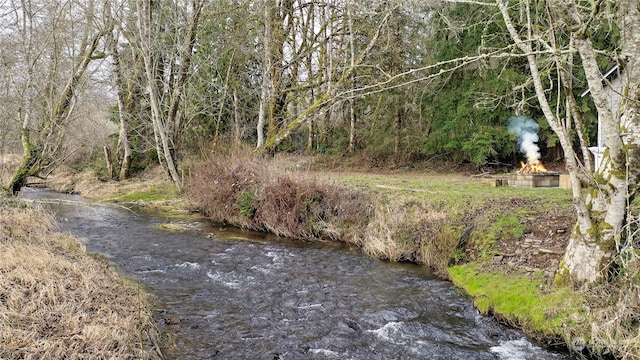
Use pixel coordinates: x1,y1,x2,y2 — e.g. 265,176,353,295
517,161,548,174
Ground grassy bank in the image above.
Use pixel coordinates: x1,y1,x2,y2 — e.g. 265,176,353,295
186,154,575,274
0,195,159,359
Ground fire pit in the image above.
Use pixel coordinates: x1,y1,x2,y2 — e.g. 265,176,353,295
506,116,560,188
508,161,559,188
508,173,560,188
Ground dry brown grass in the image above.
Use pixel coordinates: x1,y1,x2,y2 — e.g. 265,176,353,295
46,165,169,198
585,248,640,360
0,196,158,359
357,195,455,273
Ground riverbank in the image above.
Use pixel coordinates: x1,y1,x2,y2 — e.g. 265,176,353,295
0,195,161,359
10,153,640,359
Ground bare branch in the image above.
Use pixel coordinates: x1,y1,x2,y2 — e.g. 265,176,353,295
441,0,495,6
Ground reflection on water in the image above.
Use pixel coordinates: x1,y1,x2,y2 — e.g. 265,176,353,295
21,188,570,360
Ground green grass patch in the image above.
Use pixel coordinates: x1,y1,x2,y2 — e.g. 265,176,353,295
497,214,525,237
109,186,178,203
448,264,586,337
331,173,572,211
237,190,257,219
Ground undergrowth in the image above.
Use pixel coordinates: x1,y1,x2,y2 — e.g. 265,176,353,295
586,246,640,359
185,151,463,273
186,153,371,241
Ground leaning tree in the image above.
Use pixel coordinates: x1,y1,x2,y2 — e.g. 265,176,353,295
2,0,109,194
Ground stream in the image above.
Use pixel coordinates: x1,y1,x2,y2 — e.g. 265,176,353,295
22,188,571,360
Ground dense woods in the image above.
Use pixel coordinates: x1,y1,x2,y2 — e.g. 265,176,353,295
0,1,571,179
1,1,639,286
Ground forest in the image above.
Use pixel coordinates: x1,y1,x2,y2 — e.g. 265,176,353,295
0,0,607,182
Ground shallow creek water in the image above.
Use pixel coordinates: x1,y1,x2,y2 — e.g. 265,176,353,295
22,188,571,360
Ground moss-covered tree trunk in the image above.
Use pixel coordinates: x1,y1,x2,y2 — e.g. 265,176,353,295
8,138,40,194
105,3,132,181
556,1,640,284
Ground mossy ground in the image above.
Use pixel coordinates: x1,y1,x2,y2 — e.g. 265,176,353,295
448,264,586,340
108,185,178,203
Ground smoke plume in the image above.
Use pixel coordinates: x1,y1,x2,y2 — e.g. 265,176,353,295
507,116,541,164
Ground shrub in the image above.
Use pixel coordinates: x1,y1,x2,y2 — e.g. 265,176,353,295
186,154,372,241
185,155,262,226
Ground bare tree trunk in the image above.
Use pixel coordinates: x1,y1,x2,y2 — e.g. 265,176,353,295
555,36,593,173
138,0,171,180
233,90,242,146
104,146,114,180
306,36,316,153
394,107,402,155
105,3,132,180
256,0,271,149
137,0,204,191
117,115,132,180
214,54,234,143
347,0,356,153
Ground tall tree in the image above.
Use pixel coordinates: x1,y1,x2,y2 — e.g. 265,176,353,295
104,1,134,180
420,3,523,166
257,0,272,148
259,1,400,153
258,0,341,152
346,0,357,153
177,0,261,151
